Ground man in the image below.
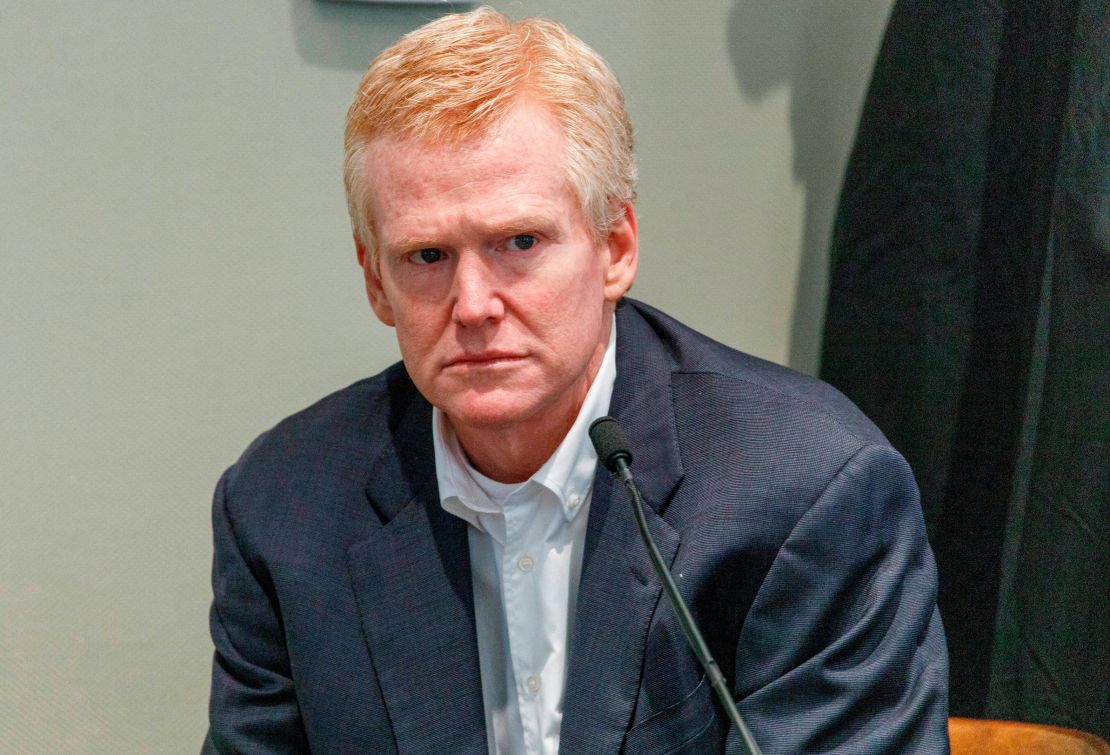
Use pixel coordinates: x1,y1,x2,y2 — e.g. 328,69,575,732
205,7,948,754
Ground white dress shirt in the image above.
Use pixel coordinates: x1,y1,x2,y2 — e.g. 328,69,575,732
433,320,617,755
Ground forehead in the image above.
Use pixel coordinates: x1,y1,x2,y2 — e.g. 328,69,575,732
360,100,574,223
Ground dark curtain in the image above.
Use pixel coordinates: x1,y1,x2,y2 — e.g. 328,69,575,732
820,0,1109,739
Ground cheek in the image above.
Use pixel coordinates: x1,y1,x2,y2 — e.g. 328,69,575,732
537,255,606,311
392,314,440,369
551,260,604,305
525,287,589,343
532,288,607,354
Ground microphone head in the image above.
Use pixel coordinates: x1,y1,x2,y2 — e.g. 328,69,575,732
589,416,633,472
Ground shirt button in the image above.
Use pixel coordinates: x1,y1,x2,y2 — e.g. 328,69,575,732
568,494,581,509
518,554,534,572
526,675,541,693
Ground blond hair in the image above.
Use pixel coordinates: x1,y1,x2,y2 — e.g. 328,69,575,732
343,6,636,257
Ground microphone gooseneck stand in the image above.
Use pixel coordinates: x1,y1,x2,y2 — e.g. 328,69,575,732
589,417,763,755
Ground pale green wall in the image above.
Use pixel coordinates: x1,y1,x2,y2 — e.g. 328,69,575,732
0,1,891,751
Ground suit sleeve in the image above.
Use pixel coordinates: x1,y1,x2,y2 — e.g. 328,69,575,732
730,444,949,754
203,466,309,754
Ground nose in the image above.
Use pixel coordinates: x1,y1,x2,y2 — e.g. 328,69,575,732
451,252,505,327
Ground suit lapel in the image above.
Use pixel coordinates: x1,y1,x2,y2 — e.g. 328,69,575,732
345,389,487,755
560,302,686,754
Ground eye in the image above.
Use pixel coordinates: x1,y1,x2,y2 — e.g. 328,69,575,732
506,234,537,251
409,248,443,265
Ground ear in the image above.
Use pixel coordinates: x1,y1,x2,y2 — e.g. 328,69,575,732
355,234,396,326
602,202,639,302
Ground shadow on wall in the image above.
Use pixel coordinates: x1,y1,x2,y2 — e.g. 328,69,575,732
727,0,892,375
290,0,465,71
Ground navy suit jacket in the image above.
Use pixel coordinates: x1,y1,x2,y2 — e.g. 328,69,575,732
205,298,949,754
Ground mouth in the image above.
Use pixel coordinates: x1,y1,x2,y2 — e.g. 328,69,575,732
446,352,527,370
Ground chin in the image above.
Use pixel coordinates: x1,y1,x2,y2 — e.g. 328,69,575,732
446,406,530,432
438,393,542,432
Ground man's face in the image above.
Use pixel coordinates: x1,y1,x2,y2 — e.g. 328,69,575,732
356,99,638,440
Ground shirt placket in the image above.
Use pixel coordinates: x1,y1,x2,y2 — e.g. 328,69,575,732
502,495,544,754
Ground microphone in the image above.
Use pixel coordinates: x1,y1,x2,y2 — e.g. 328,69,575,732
589,417,763,755
588,414,632,472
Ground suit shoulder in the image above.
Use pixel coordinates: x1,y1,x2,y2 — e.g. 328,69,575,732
699,347,886,449
223,361,417,492
621,298,888,449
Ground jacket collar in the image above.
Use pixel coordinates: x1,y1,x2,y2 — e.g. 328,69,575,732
347,382,488,753
558,299,686,753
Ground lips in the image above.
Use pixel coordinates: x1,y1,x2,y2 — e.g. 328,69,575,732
446,352,526,369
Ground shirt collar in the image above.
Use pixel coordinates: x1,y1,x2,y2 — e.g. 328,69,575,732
434,317,618,530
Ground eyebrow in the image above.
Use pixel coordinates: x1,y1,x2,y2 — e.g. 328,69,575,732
384,235,440,254
385,215,561,253
487,215,561,239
